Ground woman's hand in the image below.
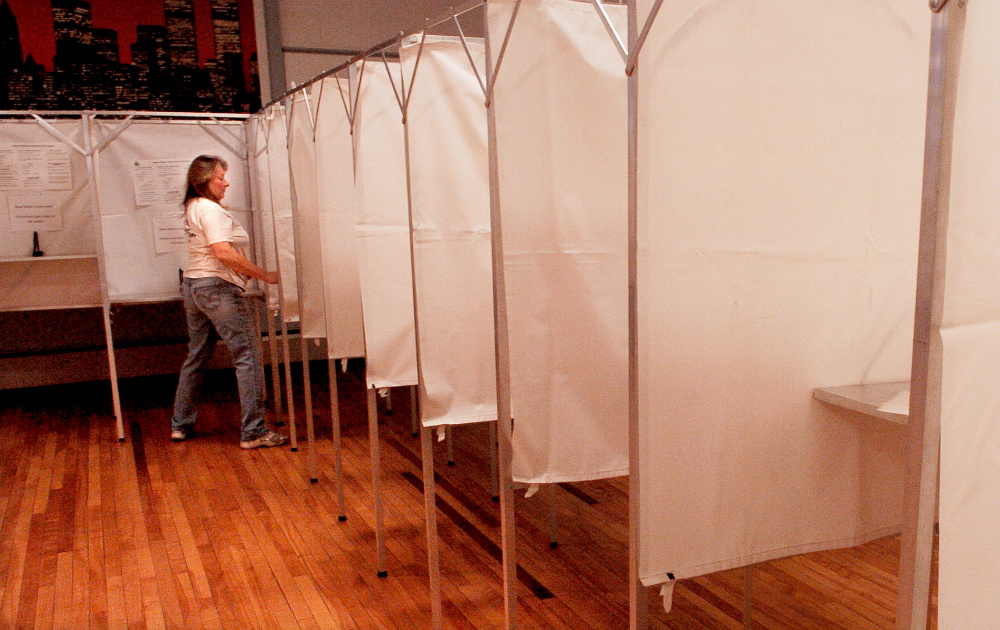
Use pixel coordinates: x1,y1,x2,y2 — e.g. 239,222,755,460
210,242,279,284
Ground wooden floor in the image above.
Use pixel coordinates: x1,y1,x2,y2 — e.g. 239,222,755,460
0,361,937,629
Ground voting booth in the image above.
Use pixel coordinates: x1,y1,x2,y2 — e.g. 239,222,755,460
7,0,995,627
0,112,253,440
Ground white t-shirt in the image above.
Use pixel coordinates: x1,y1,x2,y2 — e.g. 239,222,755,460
183,197,251,290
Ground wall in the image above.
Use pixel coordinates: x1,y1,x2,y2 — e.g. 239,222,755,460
254,0,486,101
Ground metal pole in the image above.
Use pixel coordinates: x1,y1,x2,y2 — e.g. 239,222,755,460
367,385,388,577
548,484,558,548
248,118,285,425
626,0,649,628
484,5,518,627
490,421,499,500
329,360,347,520
266,107,298,449
285,94,318,479
421,424,443,628
82,114,125,442
743,565,753,630
399,43,450,622
266,305,284,423
411,385,420,437
898,2,966,629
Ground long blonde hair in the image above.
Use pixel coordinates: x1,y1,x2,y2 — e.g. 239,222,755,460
183,155,228,206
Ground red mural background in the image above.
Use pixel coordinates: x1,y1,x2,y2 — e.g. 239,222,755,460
5,0,257,80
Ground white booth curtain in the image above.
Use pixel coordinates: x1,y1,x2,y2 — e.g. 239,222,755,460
0,120,94,259
286,92,328,339
353,60,418,389
313,77,366,360
938,1,1000,626
259,108,300,321
400,37,498,428
488,0,629,483
250,117,279,302
93,119,250,302
0,119,100,310
635,0,929,584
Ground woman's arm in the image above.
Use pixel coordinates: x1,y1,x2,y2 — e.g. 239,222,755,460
210,242,280,284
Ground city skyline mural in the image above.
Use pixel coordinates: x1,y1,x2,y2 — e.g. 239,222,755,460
0,0,261,113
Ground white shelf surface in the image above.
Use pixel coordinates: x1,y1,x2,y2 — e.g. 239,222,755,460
813,381,910,424
0,254,99,263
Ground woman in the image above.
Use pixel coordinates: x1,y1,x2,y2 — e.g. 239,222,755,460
170,155,287,449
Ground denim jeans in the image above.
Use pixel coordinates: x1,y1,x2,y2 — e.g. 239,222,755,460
171,277,267,442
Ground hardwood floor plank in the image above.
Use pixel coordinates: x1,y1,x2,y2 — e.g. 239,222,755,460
0,372,939,630
162,482,214,600
52,550,75,630
104,574,128,630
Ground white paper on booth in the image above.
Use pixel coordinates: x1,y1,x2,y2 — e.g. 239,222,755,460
133,159,189,207
151,212,187,255
0,144,72,191
8,194,62,231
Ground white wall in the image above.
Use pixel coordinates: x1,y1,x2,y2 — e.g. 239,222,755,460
254,0,486,100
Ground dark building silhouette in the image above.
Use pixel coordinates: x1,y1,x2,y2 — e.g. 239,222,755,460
164,0,197,70
132,25,173,110
248,52,260,111
211,0,241,58
52,0,94,64
8,55,57,109
2,0,259,113
0,0,23,107
92,28,118,64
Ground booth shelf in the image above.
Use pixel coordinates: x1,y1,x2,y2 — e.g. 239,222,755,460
813,381,910,424
0,254,99,263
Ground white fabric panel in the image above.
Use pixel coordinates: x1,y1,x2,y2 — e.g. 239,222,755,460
249,118,280,311
0,119,99,311
94,120,249,301
938,3,1000,626
635,0,928,583
261,109,300,322
287,93,327,339
354,61,417,388
313,77,366,359
488,0,629,483
400,38,497,427
0,120,94,259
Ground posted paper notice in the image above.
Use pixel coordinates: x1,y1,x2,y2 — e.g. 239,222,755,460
152,214,187,254
134,159,189,206
0,144,72,191
9,195,62,231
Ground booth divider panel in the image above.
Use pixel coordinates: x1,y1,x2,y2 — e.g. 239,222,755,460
314,77,365,360
0,119,99,310
635,0,929,584
94,119,250,302
488,0,629,483
938,1,1000,625
262,110,301,322
354,61,418,389
287,93,328,339
251,118,281,312
402,38,498,427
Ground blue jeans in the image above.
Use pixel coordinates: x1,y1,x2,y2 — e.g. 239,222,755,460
171,277,267,442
